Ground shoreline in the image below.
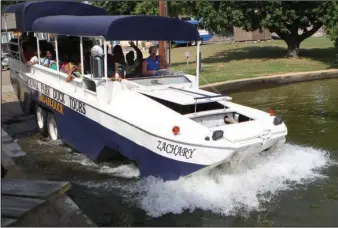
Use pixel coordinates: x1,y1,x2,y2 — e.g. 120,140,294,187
199,69,338,93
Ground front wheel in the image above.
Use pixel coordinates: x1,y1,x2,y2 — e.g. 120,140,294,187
47,112,59,141
35,105,48,137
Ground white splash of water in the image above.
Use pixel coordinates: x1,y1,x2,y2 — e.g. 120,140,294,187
66,144,334,218
60,154,97,168
97,163,140,179
60,153,140,178
119,144,331,217
37,139,63,146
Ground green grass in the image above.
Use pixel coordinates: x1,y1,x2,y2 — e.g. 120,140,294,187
162,37,337,85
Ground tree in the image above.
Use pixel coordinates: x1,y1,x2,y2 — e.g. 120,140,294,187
193,1,334,58
92,1,137,15
323,2,338,49
132,0,158,15
1,1,19,11
93,1,194,18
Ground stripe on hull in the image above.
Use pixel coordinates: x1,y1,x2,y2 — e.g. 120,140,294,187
27,84,206,181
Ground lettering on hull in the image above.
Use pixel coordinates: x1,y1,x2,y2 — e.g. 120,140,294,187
69,96,86,115
39,95,64,114
157,140,195,159
25,77,86,116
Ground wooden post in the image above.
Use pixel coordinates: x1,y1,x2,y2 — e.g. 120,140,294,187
158,0,167,69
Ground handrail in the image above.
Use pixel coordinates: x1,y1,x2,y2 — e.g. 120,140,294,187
194,94,226,100
168,86,208,96
8,50,19,54
7,42,19,46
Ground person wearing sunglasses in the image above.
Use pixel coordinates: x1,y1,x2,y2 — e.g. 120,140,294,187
142,46,167,76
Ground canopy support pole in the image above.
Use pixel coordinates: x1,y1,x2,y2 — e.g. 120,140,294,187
158,0,167,69
104,39,108,80
80,36,84,75
55,35,60,81
36,34,41,63
18,36,22,70
196,42,200,89
168,41,172,68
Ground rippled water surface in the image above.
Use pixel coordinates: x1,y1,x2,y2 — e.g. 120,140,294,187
15,79,338,226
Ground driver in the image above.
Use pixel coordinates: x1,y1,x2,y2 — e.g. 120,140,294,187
142,46,167,76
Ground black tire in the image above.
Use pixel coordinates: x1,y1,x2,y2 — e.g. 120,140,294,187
47,112,59,141
35,105,48,137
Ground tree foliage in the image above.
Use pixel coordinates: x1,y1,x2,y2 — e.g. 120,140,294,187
194,1,334,57
132,0,158,15
1,1,19,11
92,1,194,18
92,1,137,15
323,2,338,49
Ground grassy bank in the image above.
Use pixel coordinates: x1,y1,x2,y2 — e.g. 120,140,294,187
163,37,337,85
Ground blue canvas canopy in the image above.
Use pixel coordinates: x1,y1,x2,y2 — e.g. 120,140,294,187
31,15,200,41
4,1,108,31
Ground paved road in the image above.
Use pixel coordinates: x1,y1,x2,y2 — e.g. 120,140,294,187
2,70,11,86
1,70,21,120
1,69,36,154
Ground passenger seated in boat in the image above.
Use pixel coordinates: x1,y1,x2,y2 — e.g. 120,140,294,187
40,50,55,67
21,44,35,64
105,46,115,76
111,45,126,78
142,46,167,77
60,54,76,74
124,41,143,78
66,60,82,82
61,61,72,74
27,49,41,65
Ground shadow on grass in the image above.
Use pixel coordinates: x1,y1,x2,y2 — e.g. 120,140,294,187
172,45,338,69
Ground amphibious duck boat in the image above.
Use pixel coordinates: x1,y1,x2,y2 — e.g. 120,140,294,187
5,1,287,181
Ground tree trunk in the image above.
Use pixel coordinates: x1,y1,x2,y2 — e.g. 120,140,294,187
285,39,300,58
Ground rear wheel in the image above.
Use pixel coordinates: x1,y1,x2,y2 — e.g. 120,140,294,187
35,105,48,137
47,112,59,141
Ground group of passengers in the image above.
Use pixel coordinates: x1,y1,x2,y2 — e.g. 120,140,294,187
107,41,167,80
16,33,167,83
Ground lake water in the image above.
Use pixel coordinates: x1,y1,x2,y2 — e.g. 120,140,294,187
15,78,338,226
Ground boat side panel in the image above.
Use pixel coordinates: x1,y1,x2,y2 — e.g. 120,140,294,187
24,80,206,181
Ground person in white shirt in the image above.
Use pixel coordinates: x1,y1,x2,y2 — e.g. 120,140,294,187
40,50,55,67
26,49,40,66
